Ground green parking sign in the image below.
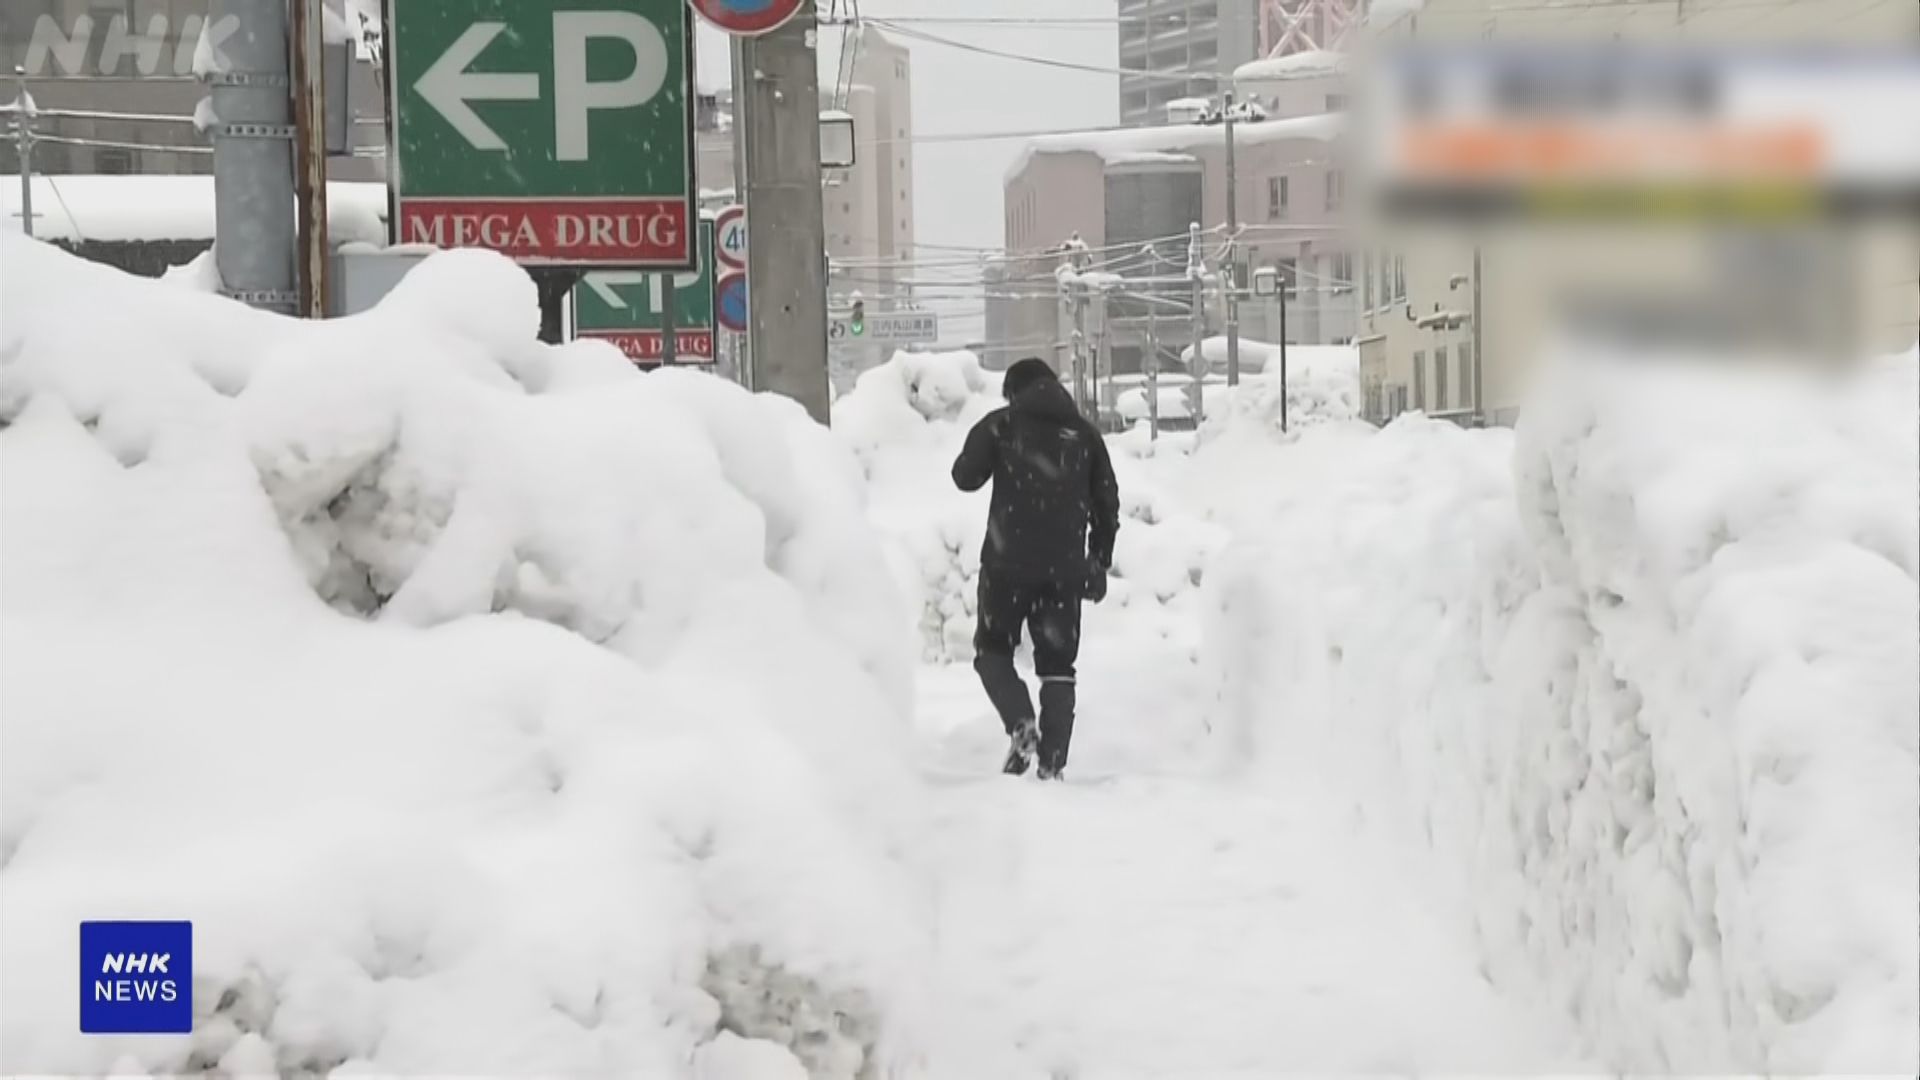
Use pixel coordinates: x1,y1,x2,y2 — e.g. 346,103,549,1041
384,0,695,267
574,217,716,364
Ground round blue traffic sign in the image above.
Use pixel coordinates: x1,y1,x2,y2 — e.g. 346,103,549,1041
690,0,803,35
717,273,748,333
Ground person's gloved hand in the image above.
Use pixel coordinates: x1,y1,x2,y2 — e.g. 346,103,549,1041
1083,559,1110,604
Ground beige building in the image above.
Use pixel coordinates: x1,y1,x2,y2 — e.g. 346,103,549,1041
1352,0,1920,427
994,98,1353,378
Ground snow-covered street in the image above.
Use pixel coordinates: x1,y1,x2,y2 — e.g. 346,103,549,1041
3,236,1915,1079
915,669,1589,1078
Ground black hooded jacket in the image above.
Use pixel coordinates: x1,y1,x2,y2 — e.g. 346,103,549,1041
952,372,1121,588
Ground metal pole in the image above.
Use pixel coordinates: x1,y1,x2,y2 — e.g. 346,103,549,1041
1471,246,1484,424
739,1,831,424
729,35,751,388
1278,271,1290,434
290,0,329,317
1070,281,1088,410
11,67,33,239
1223,89,1241,388
1094,287,1113,429
1146,302,1160,441
660,273,678,365
1187,221,1206,426
208,0,297,312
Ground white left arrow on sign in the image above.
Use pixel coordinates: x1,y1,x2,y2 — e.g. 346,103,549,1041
416,22,539,151
584,271,651,310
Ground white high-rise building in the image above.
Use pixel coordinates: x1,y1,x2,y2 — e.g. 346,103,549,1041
1117,0,1261,126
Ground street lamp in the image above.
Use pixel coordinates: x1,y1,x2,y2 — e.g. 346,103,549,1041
819,109,855,169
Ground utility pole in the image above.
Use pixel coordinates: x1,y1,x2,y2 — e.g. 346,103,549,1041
10,68,33,238
289,0,329,317
1187,221,1207,425
206,0,298,312
1222,89,1242,387
738,1,831,423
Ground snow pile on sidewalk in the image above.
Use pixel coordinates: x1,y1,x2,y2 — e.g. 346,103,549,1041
0,236,928,1078
1203,347,1919,1073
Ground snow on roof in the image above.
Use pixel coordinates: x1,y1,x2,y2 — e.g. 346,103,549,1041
1103,151,1201,169
1178,335,1359,377
1,175,388,245
1007,111,1344,183
1233,49,1348,84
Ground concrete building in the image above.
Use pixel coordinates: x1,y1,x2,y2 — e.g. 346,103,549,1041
1351,0,1920,427
1119,0,1262,127
995,108,1353,380
2,0,382,182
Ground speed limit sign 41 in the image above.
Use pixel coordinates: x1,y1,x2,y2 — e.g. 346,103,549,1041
716,205,747,271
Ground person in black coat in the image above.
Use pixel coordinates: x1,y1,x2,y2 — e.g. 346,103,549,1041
952,357,1120,780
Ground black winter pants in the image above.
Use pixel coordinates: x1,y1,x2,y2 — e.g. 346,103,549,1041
972,567,1080,772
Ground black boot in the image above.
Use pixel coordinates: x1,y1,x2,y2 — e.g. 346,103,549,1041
975,651,1039,775
1036,677,1075,780
1002,717,1038,775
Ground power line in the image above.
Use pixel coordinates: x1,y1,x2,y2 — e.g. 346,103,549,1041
864,17,1222,85
37,133,210,155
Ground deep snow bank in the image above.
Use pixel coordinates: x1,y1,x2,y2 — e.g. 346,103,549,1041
0,236,926,1077
1203,348,1919,1073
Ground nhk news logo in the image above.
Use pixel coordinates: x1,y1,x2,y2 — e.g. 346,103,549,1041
20,13,241,78
80,921,192,1034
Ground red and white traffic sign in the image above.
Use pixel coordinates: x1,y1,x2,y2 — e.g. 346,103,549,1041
689,0,803,36
715,205,747,271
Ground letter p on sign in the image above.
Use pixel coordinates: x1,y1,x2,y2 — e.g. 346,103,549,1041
553,12,668,162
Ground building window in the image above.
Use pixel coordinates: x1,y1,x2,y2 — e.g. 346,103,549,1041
1361,252,1373,310
1458,341,1475,407
1326,93,1349,112
1377,257,1391,310
1434,347,1449,411
1326,169,1344,210
1267,176,1288,218
1277,256,1297,296
95,147,134,174
1331,252,1352,288
1412,349,1426,410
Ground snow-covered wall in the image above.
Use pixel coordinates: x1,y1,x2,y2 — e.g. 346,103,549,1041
1203,350,1920,1073
0,236,926,1078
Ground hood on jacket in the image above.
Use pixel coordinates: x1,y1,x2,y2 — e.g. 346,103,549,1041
1009,375,1084,426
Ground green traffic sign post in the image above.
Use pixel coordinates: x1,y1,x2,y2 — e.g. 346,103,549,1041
575,217,716,365
385,0,696,267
